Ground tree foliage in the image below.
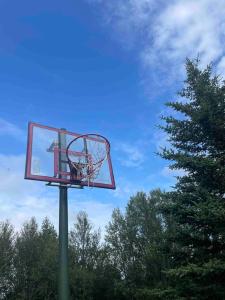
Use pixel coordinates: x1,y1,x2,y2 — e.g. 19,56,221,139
0,221,14,299
159,59,225,299
105,190,169,299
0,190,167,300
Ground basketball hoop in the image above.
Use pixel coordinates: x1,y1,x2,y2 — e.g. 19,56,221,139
25,122,115,189
66,134,110,185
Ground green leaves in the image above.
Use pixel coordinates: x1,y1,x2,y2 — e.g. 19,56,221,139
0,220,15,299
105,190,170,294
13,217,58,300
69,211,100,270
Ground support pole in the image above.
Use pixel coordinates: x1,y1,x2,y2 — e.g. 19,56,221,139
59,186,69,300
58,129,69,300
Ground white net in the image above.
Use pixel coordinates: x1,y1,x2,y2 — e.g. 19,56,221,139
66,134,110,185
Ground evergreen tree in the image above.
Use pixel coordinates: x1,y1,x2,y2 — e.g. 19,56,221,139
160,59,225,299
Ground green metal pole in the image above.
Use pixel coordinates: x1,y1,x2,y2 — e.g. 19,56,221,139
58,129,69,300
59,186,69,300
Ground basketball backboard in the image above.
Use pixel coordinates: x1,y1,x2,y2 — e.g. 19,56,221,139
25,122,116,189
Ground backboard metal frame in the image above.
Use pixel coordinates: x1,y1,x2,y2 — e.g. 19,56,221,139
25,122,116,189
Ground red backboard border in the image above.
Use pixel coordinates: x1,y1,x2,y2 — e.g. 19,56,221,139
25,122,116,189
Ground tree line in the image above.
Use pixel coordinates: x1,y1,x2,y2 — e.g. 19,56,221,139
1,59,225,299
0,190,172,300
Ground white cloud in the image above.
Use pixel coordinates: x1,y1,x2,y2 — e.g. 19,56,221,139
113,181,134,199
95,1,156,29
89,0,225,83
147,0,225,73
0,118,25,140
0,153,54,228
161,166,187,178
112,176,146,201
0,154,40,198
68,197,114,235
115,142,145,167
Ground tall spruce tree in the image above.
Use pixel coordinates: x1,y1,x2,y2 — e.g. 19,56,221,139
160,59,225,299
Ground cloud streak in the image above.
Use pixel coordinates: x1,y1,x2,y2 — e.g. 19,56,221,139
146,0,225,73
161,166,187,178
116,142,145,167
88,0,225,86
0,118,25,141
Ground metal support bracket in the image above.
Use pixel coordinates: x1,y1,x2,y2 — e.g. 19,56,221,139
46,182,83,189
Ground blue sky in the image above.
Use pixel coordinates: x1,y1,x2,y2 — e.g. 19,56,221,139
1,0,225,232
